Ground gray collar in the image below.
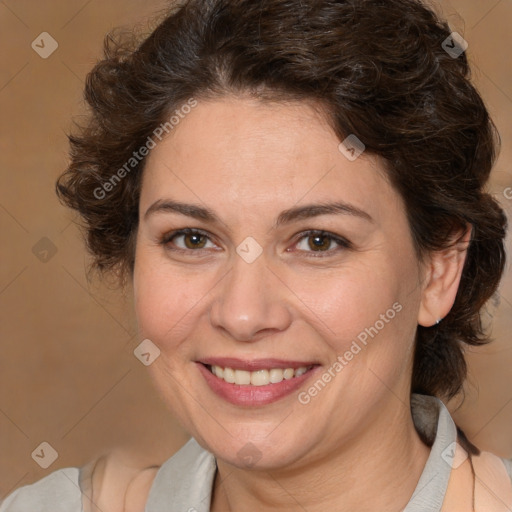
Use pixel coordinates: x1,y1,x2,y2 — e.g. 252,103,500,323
404,394,455,512
146,393,455,512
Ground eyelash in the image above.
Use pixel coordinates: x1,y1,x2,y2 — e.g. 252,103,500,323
159,228,352,257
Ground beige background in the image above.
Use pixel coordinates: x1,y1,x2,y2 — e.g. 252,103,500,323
0,0,511,500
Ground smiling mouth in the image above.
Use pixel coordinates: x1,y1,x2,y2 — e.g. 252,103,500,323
205,364,316,386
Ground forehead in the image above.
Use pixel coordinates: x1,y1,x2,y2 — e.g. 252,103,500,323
140,96,402,226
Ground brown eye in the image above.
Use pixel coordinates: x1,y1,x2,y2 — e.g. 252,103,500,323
307,234,332,251
182,232,207,249
293,230,351,255
161,229,215,251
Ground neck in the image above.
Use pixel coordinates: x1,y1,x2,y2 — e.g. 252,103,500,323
211,397,431,512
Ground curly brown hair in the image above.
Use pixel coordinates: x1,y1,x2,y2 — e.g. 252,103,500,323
57,0,507,415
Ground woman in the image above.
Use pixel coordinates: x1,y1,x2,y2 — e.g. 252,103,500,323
1,0,510,510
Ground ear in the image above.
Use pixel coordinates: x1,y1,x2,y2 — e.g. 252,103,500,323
418,224,472,327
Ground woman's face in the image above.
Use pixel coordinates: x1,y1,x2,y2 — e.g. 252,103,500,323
134,96,425,470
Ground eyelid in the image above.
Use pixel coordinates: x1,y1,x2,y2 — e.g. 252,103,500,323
160,228,351,256
289,229,352,255
160,228,218,251
161,227,211,243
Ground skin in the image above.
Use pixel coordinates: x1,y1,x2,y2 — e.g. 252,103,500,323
133,95,469,511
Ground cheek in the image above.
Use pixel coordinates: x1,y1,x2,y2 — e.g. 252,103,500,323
133,252,216,351
297,263,404,340
293,254,419,386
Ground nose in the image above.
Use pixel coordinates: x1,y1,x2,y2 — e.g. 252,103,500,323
209,252,292,342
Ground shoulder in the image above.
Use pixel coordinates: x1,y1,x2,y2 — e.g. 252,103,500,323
0,457,161,512
90,439,208,511
81,450,161,512
442,445,512,511
0,467,82,512
123,466,160,512
472,450,512,510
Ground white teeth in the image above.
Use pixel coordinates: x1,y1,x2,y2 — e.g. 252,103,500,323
234,369,251,385
210,365,311,386
250,369,269,386
269,368,284,383
295,367,308,377
223,367,235,383
283,368,294,380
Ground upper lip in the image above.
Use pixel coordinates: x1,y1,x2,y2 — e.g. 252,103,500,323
198,357,319,371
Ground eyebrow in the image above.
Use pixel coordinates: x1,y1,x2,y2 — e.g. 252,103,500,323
143,199,373,227
275,201,373,227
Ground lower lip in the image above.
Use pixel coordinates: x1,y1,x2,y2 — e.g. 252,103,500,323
196,362,320,406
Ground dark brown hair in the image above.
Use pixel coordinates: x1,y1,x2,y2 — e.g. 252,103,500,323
57,0,507,416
